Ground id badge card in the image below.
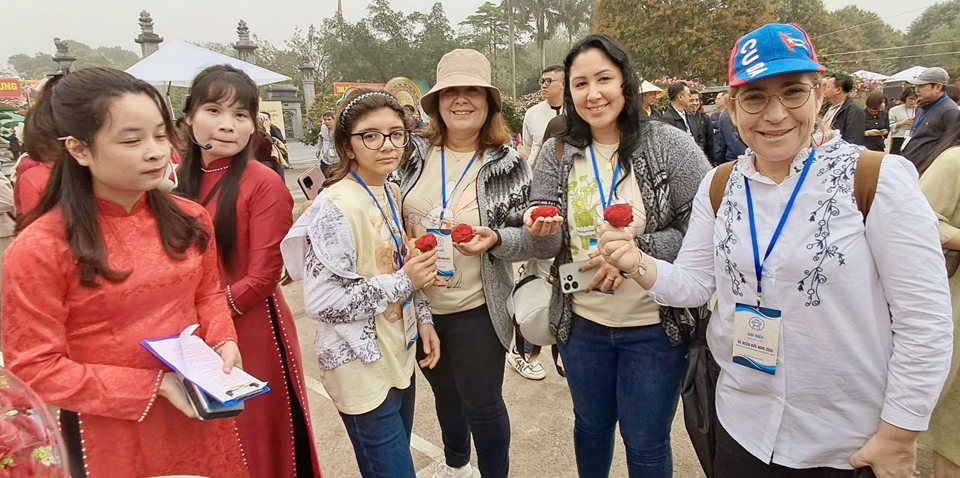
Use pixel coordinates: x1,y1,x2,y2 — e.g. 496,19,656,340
403,299,418,350
427,228,454,278
732,303,781,375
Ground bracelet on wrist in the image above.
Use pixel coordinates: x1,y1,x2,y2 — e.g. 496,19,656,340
620,250,648,280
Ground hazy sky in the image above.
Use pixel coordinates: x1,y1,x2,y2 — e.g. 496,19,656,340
1,0,944,68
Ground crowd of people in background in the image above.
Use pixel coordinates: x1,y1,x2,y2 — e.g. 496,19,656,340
1,18,960,478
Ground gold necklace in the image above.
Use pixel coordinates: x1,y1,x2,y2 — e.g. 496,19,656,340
592,143,618,171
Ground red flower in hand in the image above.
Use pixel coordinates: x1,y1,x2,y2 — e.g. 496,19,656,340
529,206,559,222
451,224,475,243
414,234,437,252
604,204,634,228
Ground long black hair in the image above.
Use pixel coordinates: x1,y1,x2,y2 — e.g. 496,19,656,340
175,65,259,275
21,67,210,288
559,34,650,188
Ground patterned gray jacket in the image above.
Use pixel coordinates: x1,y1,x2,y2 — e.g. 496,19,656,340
529,121,711,343
394,135,554,349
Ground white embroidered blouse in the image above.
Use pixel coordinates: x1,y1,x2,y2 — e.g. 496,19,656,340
649,136,954,469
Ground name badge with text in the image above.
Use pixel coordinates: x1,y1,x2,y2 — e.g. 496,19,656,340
428,228,454,280
732,303,781,375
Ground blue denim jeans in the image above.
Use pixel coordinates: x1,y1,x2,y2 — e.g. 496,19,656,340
556,315,687,478
339,383,416,478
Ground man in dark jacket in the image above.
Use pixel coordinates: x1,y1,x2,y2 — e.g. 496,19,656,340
823,74,865,145
712,109,746,166
902,67,960,169
660,82,693,134
687,89,713,159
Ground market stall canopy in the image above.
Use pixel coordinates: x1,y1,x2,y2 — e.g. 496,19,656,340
125,40,290,87
884,66,928,84
851,70,890,81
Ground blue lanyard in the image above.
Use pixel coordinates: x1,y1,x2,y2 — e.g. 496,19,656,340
744,147,816,305
588,145,622,210
349,170,406,267
440,147,478,222
913,95,948,130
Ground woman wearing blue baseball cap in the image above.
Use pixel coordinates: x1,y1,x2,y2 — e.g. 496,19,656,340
598,23,954,477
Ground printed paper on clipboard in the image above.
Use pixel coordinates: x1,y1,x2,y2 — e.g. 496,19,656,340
141,324,270,406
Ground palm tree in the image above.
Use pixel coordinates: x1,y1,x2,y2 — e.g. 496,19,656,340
556,0,594,48
517,0,561,71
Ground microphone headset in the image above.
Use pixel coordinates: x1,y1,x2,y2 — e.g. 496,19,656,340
189,131,213,151
156,160,179,193
181,96,213,151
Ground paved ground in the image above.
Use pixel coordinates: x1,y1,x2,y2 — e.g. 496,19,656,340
283,141,936,477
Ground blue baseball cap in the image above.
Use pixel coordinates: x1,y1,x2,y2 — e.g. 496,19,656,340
728,24,825,87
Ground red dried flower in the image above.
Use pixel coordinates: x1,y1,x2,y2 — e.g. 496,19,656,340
0,389,33,416
529,206,559,222
451,224,475,243
604,204,634,228
414,234,437,252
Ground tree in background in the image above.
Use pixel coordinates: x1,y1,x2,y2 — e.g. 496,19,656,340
519,0,561,71
903,0,960,70
556,0,594,49
9,40,139,79
813,6,904,74
594,0,775,84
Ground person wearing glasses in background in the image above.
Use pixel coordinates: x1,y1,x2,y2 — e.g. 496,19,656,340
520,66,565,168
599,24,953,477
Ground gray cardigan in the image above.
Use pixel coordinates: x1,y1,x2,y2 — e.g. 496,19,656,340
529,121,711,343
394,135,553,349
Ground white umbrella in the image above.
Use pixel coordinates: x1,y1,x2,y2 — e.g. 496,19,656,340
851,70,890,81
125,40,290,87
884,66,928,84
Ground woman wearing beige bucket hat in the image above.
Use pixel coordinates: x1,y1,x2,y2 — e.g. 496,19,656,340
395,48,550,478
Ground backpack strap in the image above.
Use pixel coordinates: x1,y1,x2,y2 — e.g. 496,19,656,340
854,150,884,222
709,161,736,216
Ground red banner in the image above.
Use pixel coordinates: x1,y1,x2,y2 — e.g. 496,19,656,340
0,79,22,98
333,82,386,96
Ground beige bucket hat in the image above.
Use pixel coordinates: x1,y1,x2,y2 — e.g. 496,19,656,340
639,80,664,94
421,49,502,117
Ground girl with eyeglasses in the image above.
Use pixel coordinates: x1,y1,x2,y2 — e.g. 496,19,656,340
175,65,321,478
282,88,440,478
599,24,953,477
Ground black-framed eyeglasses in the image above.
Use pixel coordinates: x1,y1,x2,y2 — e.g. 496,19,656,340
350,130,411,150
539,77,556,87
732,83,819,114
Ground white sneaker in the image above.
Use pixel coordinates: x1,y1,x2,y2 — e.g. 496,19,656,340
507,350,546,380
433,463,478,478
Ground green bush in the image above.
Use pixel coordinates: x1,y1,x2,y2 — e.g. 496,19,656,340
500,95,523,134
302,93,341,146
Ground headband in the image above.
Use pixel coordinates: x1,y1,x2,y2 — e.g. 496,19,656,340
340,91,398,128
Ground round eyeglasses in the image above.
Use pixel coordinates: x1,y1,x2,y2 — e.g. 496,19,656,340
539,77,556,87
732,83,819,114
350,130,411,150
